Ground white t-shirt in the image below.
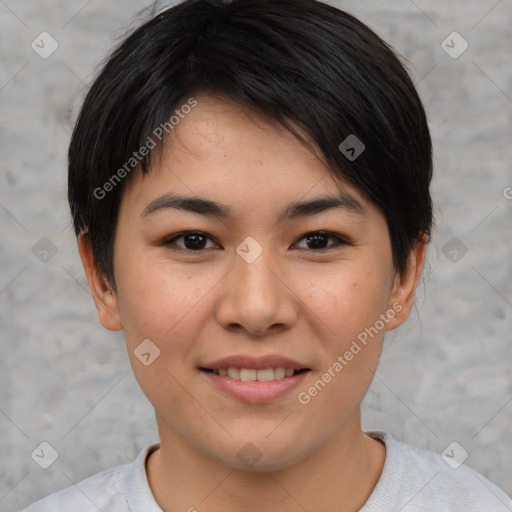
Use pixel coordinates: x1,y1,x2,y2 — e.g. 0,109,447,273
21,431,512,511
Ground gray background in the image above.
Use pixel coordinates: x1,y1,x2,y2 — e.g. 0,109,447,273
1,1,511,510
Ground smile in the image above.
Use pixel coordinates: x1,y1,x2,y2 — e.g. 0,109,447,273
201,367,308,381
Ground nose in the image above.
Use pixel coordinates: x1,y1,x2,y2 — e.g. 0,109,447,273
215,244,298,337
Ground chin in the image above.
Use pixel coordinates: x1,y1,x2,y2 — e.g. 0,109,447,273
211,436,312,473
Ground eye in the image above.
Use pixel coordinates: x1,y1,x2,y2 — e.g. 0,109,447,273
294,231,349,251
162,230,349,253
163,231,218,251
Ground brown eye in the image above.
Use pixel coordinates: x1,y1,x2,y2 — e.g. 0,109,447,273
294,231,348,251
164,231,218,251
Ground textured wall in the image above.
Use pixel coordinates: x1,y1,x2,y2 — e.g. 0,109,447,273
1,1,511,510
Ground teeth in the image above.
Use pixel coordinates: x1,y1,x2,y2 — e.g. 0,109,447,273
255,368,274,382
274,367,286,379
239,369,257,381
213,367,300,381
227,367,239,379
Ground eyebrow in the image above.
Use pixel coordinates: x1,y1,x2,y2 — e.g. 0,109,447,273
140,191,367,221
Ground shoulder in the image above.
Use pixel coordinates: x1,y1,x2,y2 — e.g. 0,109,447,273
363,431,512,512
20,464,128,512
20,444,161,512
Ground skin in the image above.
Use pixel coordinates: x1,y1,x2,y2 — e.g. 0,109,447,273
79,93,427,512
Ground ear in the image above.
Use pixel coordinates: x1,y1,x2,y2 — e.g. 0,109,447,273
77,232,123,331
385,235,428,331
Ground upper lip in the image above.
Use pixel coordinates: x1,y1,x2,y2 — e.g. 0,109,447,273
201,354,310,371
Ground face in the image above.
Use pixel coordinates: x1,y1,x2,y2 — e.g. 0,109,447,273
81,94,424,471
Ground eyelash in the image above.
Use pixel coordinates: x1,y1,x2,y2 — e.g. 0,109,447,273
162,230,350,253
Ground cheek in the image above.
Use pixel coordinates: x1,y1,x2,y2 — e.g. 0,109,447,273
300,267,389,391
114,253,209,352
294,270,389,426
305,266,391,341
115,258,213,405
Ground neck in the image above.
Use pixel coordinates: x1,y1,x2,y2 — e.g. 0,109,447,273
146,413,385,512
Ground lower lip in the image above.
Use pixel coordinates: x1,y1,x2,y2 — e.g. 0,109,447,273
200,370,310,403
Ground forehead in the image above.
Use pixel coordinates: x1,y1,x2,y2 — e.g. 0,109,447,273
120,94,373,219
165,95,323,173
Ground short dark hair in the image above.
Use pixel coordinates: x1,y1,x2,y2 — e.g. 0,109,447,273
68,0,433,288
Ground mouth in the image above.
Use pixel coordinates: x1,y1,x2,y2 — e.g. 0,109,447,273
200,367,310,381
198,355,311,403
